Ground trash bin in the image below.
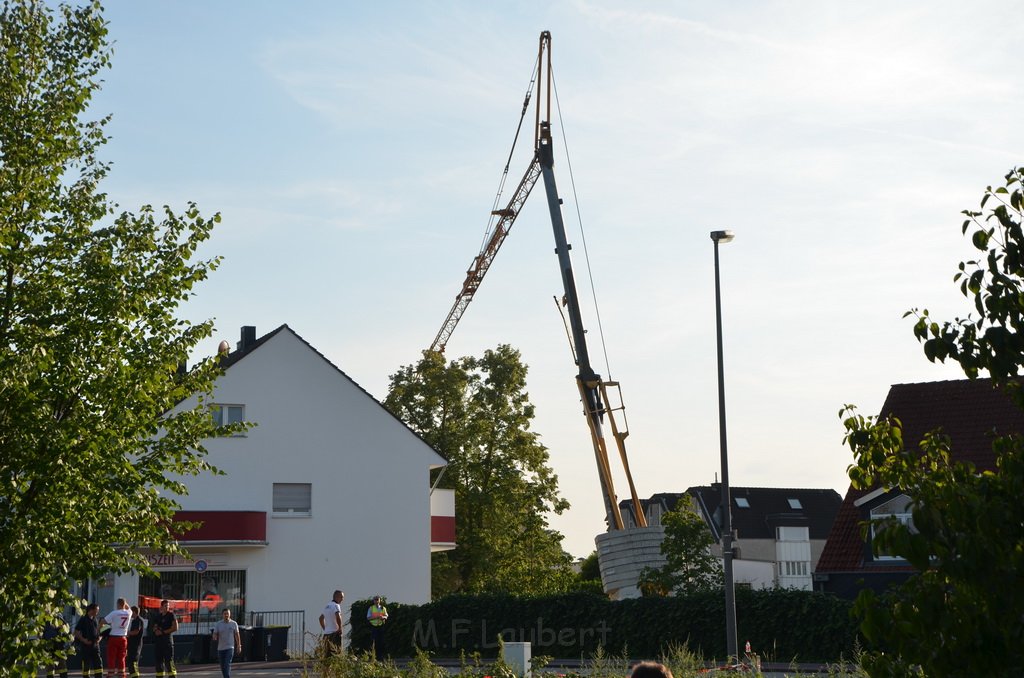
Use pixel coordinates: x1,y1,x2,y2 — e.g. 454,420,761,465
247,627,267,662
237,626,254,662
190,632,213,663
265,626,290,661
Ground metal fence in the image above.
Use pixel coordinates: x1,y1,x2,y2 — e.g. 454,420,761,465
247,609,306,659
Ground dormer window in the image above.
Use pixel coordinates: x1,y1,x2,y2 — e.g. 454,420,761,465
869,493,915,560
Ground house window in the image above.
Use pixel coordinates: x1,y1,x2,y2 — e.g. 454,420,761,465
787,498,802,509
735,497,750,508
776,526,809,541
869,493,915,560
212,404,245,435
273,483,311,516
781,560,809,577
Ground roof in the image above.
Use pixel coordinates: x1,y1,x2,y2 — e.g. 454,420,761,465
624,486,842,541
214,323,447,463
816,378,1024,573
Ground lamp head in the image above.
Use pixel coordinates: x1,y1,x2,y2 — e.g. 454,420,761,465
710,230,735,244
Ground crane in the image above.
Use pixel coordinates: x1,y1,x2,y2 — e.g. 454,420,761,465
430,30,647,532
431,32,663,596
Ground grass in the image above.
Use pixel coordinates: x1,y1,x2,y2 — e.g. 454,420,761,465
298,637,870,678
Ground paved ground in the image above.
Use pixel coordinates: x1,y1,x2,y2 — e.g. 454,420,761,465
175,661,305,676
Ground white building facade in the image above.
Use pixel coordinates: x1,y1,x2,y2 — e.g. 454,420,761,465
98,325,451,651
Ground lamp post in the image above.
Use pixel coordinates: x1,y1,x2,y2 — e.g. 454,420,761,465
710,229,738,660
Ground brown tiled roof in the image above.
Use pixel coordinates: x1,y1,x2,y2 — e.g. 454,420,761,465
816,378,1024,573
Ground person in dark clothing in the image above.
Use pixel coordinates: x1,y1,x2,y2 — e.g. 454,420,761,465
126,606,145,678
74,603,103,678
149,600,178,678
43,613,70,678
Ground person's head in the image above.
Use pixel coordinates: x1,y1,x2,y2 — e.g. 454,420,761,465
116,597,127,609
130,606,140,618
221,608,231,620
160,600,170,613
630,663,673,678
332,590,344,602
86,603,99,617
373,595,382,605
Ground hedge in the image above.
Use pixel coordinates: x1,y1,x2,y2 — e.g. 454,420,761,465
349,589,860,663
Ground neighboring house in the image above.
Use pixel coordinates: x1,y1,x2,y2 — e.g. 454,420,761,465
814,378,1024,599
91,325,453,650
621,486,842,591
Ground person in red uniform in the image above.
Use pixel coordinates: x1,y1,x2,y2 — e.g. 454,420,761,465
102,598,132,678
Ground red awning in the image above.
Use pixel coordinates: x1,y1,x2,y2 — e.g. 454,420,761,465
173,511,267,545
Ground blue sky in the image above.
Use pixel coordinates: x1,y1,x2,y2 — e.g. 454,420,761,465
92,1,1021,557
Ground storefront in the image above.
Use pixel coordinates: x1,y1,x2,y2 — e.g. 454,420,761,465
137,553,247,624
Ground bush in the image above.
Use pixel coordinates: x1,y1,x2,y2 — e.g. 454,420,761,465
347,590,860,663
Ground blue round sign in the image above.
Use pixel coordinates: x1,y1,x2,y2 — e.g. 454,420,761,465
194,559,209,573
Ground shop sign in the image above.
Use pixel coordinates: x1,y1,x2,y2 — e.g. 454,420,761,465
144,553,227,570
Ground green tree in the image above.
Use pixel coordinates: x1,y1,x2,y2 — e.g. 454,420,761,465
0,0,231,668
384,345,575,596
637,501,722,597
570,551,604,595
578,550,601,581
841,167,1024,676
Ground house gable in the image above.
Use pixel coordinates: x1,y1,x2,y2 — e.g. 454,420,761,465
815,378,1024,598
213,324,445,468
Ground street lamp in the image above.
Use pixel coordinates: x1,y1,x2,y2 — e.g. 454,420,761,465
710,229,738,660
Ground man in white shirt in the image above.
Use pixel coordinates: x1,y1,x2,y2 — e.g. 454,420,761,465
102,598,132,678
211,608,241,678
318,590,345,653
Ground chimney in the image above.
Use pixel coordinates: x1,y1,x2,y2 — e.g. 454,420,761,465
238,325,257,351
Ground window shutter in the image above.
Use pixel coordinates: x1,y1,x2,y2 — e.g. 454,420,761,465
273,483,311,513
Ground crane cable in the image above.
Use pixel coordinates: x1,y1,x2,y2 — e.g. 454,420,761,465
479,54,542,254
551,70,615,382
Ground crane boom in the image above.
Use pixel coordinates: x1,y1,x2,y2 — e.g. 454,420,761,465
428,30,648,534
429,158,541,353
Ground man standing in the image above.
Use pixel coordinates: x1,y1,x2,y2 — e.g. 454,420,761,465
43,613,70,678
74,603,103,678
211,608,241,678
149,599,178,678
318,590,344,654
126,606,144,678
102,598,132,678
366,596,388,661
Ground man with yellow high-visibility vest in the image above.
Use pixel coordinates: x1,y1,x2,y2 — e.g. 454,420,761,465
366,596,388,660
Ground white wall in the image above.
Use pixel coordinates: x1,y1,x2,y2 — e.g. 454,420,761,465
731,559,774,590
126,327,444,645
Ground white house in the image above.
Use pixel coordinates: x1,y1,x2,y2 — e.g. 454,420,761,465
620,486,841,592
98,325,452,653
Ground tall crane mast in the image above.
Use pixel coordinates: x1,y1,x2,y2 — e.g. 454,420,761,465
429,31,647,533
